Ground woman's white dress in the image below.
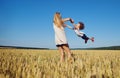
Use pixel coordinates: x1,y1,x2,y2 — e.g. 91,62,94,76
53,23,68,45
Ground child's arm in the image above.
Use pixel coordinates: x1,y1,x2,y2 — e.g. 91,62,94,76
71,23,76,28
70,21,77,29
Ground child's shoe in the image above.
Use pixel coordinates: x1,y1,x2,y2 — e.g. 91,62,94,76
91,37,94,42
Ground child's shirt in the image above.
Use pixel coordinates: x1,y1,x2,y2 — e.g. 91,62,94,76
66,25,84,37
66,25,90,43
74,29,84,37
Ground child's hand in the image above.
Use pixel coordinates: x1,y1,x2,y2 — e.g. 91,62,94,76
70,18,74,23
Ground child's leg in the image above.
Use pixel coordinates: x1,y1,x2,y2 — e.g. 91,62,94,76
81,34,89,43
81,34,94,43
81,34,89,40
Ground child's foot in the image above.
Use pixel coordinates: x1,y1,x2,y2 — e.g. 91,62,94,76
91,37,94,42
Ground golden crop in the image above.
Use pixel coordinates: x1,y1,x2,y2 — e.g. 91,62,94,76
0,48,120,78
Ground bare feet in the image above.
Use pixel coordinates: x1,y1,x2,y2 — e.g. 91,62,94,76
68,53,75,63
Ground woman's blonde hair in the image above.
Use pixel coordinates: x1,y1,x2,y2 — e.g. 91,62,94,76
53,12,64,28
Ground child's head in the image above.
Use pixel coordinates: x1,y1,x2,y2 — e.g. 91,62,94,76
78,22,85,30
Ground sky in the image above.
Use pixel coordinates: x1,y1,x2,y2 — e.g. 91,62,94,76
0,0,120,49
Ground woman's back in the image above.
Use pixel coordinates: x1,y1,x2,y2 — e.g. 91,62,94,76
53,23,67,45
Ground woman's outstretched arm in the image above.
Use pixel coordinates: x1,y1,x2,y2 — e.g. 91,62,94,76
66,25,74,30
62,18,74,22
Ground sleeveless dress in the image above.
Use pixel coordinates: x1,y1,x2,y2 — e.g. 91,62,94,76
53,23,68,45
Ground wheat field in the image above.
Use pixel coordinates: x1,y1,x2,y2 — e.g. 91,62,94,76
0,48,120,78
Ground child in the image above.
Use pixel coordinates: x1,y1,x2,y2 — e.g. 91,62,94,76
66,21,94,44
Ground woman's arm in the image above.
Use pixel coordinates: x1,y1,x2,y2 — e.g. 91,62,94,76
62,18,71,22
66,25,74,30
62,18,74,23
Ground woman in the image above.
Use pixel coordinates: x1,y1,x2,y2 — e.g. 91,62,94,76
53,12,74,62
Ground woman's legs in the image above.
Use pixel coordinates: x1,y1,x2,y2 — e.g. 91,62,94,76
62,44,73,58
57,46,65,62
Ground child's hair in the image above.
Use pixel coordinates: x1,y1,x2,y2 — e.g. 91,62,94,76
78,22,85,30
